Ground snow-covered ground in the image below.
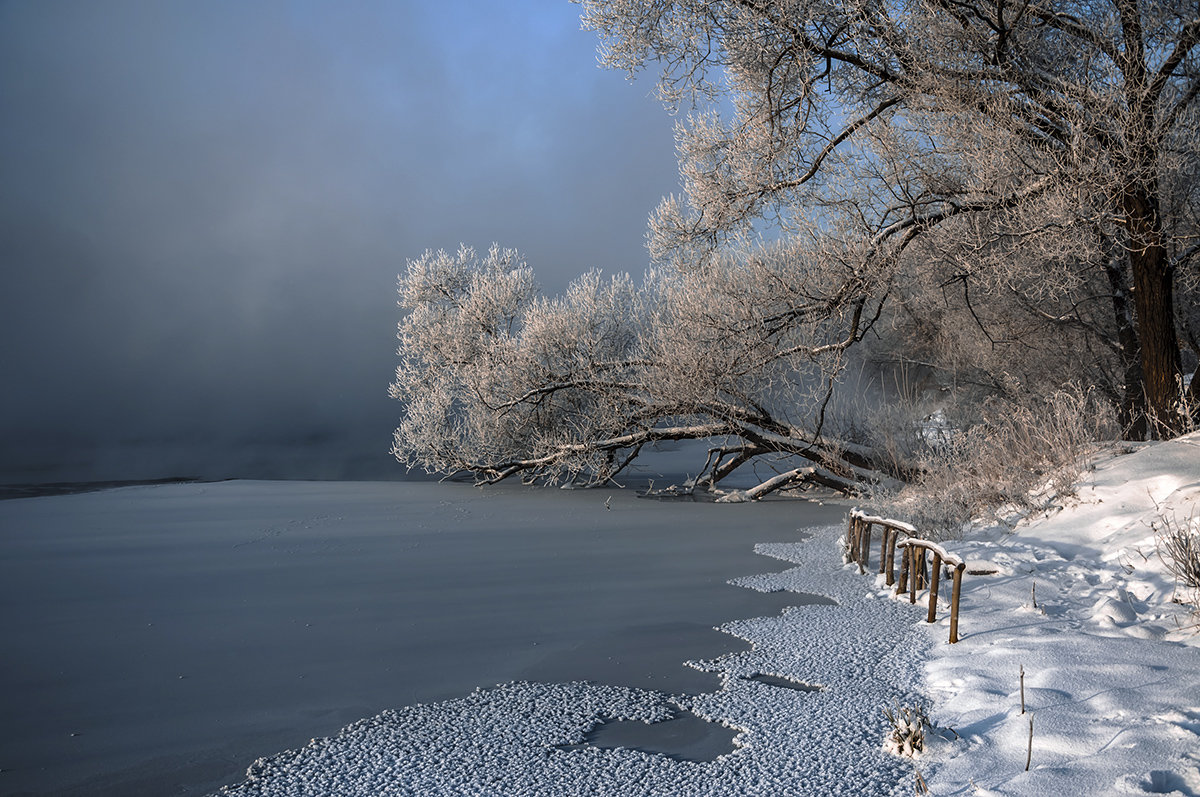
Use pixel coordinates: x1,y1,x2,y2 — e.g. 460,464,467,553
916,432,1200,796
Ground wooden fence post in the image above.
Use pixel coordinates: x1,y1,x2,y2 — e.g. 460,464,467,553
927,553,942,624
908,546,918,605
884,528,898,586
949,562,965,643
846,515,856,565
878,527,889,577
857,518,868,575
853,514,863,566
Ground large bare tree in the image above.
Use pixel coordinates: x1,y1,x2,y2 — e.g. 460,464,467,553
582,0,1200,435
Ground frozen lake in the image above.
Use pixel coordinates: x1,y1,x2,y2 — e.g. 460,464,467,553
0,480,845,796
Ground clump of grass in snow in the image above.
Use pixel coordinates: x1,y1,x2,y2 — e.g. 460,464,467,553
1153,503,1200,612
882,703,932,758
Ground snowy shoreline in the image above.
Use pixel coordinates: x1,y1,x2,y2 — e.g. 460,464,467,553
3,434,1196,796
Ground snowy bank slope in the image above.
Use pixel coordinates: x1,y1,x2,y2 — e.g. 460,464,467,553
917,432,1200,795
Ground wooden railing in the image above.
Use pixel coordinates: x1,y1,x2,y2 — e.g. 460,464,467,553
846,510,967,644
846,509,915,583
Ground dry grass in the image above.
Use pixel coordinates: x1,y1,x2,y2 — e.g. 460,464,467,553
1153,503,1200,611
879,386,1118,540
882,703,932,758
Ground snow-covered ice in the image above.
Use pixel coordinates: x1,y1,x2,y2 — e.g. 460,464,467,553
213,518,929,797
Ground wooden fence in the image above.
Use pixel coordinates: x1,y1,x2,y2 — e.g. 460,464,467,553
846,509,967,644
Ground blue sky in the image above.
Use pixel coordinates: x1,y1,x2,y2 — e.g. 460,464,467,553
0,0,681,481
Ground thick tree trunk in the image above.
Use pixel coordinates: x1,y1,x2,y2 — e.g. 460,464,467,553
1123,182,1184,437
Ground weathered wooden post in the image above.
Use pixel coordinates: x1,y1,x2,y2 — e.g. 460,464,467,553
949,561,966,643
850,514,863,573
849,512,864,568
878,526,889,577
927,553,942,624
884,527,898,586
858,519,870,574
908,545,919,605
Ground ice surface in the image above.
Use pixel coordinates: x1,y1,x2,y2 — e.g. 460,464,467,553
562,708,741,761
0,479,876,795
211,517,928,796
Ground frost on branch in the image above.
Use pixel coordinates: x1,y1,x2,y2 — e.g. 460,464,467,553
389,243,899,498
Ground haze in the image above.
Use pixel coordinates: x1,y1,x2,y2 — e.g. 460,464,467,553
0,0,679,483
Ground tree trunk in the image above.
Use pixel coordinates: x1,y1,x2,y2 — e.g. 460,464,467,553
1103,259,1147,439
1123,182,1184,437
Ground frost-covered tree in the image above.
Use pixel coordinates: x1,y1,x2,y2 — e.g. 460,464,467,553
581,0,1200,436
390,244,904,495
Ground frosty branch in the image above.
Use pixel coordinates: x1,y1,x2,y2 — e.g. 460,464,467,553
389,245,901,497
